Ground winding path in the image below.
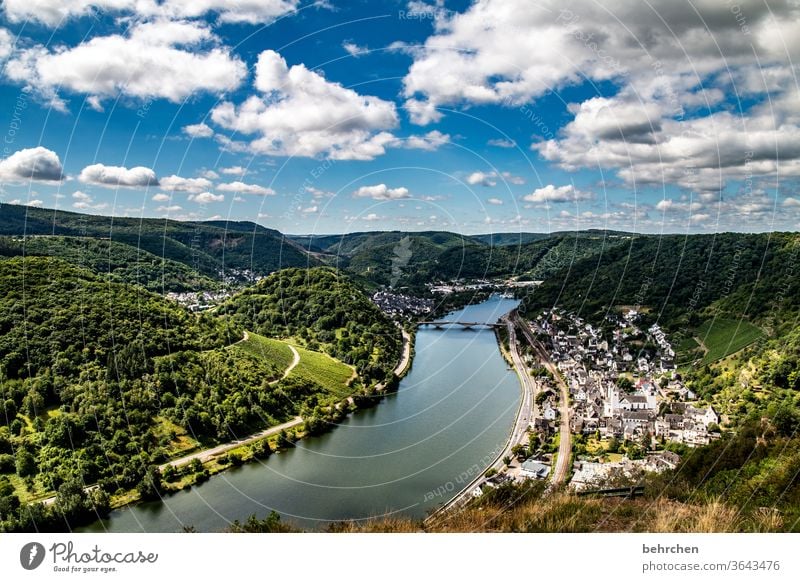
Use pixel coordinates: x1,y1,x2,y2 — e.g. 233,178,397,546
269,344,300,386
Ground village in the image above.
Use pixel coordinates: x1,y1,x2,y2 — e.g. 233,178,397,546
503,307,721,491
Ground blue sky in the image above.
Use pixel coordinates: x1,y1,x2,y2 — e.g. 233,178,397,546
0,0,799,234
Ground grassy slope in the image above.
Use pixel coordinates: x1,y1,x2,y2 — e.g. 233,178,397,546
695,317,764,364
291,345,355,397
230,333,294,375
231,332,355,397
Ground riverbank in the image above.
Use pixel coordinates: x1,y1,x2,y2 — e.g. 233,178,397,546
426,314,536,523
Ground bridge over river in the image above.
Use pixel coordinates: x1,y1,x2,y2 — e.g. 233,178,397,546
417,320,503,329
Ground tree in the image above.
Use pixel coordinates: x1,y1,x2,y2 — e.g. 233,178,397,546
15,448,36,478
607,437,620,454
617,376,634,392
136,466,162,501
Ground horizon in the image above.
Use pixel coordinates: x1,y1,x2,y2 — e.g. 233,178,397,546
2,201,798,238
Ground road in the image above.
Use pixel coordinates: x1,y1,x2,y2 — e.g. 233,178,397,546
394,329,412,376
158,416,304,471
426,316,536,521
512,313,572,485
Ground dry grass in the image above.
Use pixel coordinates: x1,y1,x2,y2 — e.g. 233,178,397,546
332,493,771,533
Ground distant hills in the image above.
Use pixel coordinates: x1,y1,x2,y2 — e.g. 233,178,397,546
0,203,316,291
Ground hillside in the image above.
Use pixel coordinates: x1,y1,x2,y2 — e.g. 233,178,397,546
289,230,628,289
521,232,800,332
0,259,355,533
0,235,216,292
0,203,316,283
217,267,401,387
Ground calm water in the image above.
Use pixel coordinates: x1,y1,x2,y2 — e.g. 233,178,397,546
82,296,521,532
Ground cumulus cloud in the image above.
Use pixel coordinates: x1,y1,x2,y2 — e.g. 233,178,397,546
353,184,410,200
395,130,450,151
2,0,299,27
216,181,274,196
467,171,524,187
71,190,108,210
188,191,224,204
78,163,157,188
402,0,800,194
301,205,318,214
220,165,246,175
487,138,516,148
151,193,171,202
0,147,64,183
487,197,503,205
5,20,246,111
523,184,592,204
159,175,213,193
210,49,398,160
156,204,183,213
342,42,368,57
9,198,44,207
783,197,800,207
183,123,214,138
0,28,13,61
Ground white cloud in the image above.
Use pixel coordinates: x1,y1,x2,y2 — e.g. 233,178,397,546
71,190,108,210
487,138,515,148
401,0,800,198
9,198,44,207
220,165,246,175
353,184,410,200
6,20,246,111
2,0,299,27
783,197,800,207
0,146,64,183
152,193,171,202
159,175,213,193
0,28,13,61
183,123,214,138
487,197,503,205
201,170,219,180
210,50,398,160
403,98,442,125
342,42,368,57
523,184,592,204
157,204,183,213
362,213,383,221
156,0,299,25
396,130,450,151
467,170,525,187
301,205,318,214
188,191,224,204
217,181,274,196
306,186,333,198
78,163,157,188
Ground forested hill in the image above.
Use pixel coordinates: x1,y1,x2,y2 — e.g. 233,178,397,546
520,232,800,333
0,257,236,380
290,230,630,289
0,235,216,292
0,203,317,284
218,267,402,386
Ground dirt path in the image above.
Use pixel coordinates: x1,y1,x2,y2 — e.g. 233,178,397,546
269,344,300,385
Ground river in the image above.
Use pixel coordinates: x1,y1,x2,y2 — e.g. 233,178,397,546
82,296,521,532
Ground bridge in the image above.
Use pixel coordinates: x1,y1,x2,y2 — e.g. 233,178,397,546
417,320,502,329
